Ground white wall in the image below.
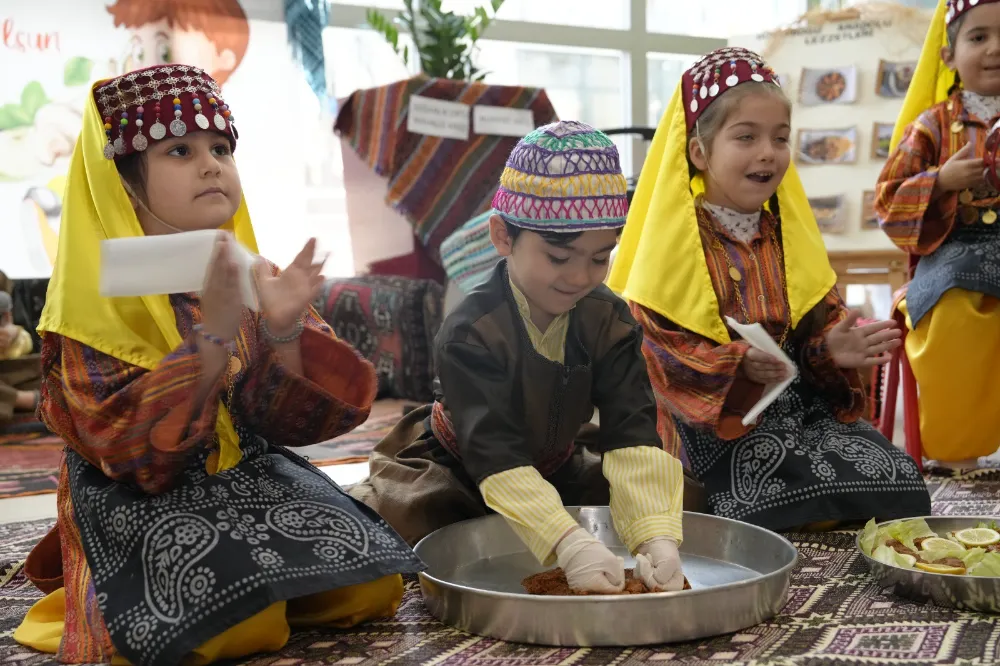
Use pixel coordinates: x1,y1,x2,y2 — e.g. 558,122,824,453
730,10,931,251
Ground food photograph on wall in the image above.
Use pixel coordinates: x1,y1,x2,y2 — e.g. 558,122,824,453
797,127,859,165
876,59,916,98
799,65,858,106
872,122,894,159
808,194,847,234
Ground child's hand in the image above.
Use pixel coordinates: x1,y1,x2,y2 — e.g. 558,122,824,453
936,143,986,193
200,233,244,342
254,238,326,337
635,536,685,592
741,347,789,385
825,310,901,369
555,527,626,594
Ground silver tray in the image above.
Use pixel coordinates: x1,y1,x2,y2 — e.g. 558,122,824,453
414,508,797,646
858,515,1000,613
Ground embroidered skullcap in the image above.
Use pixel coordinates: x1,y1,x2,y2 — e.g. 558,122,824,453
93,64,237,160
491,120,628,232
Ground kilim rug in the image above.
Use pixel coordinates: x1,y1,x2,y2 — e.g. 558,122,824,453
0,413,398,499
2,468,1000,665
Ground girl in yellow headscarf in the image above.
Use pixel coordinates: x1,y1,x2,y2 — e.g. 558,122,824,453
875,0,1000,466
12,65,422,666
609,47,930,532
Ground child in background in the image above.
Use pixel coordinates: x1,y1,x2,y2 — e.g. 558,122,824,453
353,121,701,594
875,0,1000,465
609,48,931,531
0,290,41,421
13,64,421,666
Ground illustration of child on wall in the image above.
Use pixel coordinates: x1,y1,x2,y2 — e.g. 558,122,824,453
0,0,251,278
107,0,250,86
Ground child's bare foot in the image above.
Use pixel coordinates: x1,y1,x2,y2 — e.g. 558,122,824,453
13,390,38,412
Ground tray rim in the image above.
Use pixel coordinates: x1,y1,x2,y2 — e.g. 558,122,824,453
855,514,1000,578
415,508,799,601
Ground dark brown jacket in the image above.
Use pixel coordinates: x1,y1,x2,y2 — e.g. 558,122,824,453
431,260,663,484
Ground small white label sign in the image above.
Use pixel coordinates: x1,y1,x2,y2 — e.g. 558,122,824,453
472,105,535,137
407,95,470,140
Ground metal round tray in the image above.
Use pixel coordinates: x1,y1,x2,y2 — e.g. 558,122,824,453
858,515,1000,613
414,508,797,646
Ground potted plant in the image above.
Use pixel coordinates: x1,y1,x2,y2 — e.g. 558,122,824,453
366,0,505,81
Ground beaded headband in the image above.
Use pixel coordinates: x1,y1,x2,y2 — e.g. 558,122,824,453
682,47,779,134
946,0,1000,26
93,64,237,161
491,120,629,232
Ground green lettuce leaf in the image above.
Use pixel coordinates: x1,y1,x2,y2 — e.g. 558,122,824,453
968,552,1000,577
860,518,878,555
872,544,916,569
879,518,936,551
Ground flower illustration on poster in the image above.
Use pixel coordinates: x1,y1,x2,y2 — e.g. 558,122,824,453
0,0,249,279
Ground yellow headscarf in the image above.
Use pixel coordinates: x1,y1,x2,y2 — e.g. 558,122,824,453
607,80,836,345
891,0,954,151
38,78,259,473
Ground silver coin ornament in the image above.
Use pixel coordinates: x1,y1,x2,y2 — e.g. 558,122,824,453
113,136,125,155
699,85,708,99
710,83,720,97
104,143,115,160
214,113,227,130
690,99,698,113
726,74,740,87
195,113,210,130
132,133,148,152
149,121,167,140
170,119,187,137
751,73,764,82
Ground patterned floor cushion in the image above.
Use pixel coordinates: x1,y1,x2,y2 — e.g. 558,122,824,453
314,276,443,402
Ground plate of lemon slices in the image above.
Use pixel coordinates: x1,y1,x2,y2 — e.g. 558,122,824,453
857,516,1000,612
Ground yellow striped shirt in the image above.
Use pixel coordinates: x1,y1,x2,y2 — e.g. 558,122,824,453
479,279,684,564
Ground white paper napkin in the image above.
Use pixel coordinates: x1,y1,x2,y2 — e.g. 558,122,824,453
725,316,798,426
100,229,260,310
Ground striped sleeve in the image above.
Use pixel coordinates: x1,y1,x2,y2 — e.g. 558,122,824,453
874,109,957,255
603,446,684,552
237,306,378,447
800,289,867,423
632,303,762,444
39,333,223,495
479,466,580,565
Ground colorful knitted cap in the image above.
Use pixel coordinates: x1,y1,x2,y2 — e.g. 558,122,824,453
947,0,1000,26
491,120,628,232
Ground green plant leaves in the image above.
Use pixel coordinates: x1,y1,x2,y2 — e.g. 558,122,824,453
64,56,94,87
366,0,505,81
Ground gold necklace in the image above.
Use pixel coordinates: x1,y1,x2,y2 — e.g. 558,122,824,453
703,210,792,348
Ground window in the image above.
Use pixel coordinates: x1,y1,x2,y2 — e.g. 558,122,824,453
647,53,698,127
476,41,632,170
646,0,808,38
442,0,629,30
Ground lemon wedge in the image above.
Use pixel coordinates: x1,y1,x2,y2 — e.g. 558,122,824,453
915,561,966,575
955,527,1000,548
921,537,965,551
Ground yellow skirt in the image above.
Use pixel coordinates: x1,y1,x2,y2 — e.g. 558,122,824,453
900,288,1000,462
14,574,403,665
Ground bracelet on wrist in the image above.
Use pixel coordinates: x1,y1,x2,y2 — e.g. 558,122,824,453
261,316,304,344
193,324,234,349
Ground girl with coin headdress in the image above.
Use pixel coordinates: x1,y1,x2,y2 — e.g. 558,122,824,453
609,47,930,531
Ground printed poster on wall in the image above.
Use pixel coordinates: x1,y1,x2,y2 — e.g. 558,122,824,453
0,1,341,279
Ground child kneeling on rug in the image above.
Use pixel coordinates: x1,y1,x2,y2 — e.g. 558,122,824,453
13,65,421,666
607,48,932,531
352,121,702,595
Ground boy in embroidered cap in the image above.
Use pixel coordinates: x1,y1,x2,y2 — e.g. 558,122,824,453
12,64,422,665
876,0,1000,465
353,120,700,594
609,48,930,532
